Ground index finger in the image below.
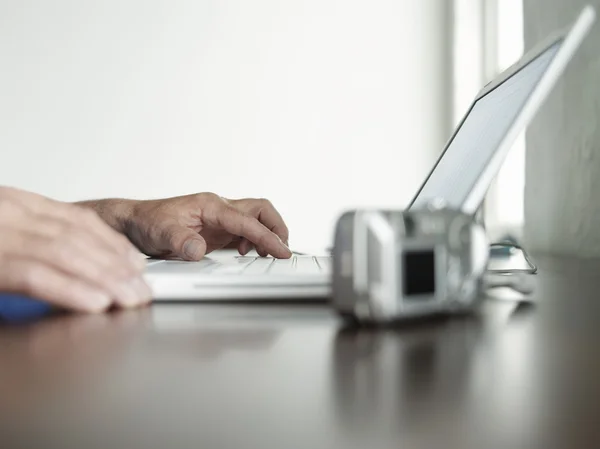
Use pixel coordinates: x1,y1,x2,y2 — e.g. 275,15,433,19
254,200,289,245
215,205,292,259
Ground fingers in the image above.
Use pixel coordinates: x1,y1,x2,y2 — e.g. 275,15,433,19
254,199,290,245
158,223,208,261
229,198,289,257
237,239,265,257
15,214,144,274
5,229,151,308
0,230,151,307
238,238,254,256
0,259,112,313
0,191,152,312
212,205,292,259
257,247,269,258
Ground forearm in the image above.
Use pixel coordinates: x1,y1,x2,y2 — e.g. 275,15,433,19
75,199,138,235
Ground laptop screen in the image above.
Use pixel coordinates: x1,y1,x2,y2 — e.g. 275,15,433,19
409,40,562,212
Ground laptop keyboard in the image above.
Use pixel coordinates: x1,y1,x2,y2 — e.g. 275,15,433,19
146,255,331,276
212,256,331,276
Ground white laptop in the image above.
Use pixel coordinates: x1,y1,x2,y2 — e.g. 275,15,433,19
145,6,595,301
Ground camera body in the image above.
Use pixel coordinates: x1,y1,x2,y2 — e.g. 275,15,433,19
331,205,489,323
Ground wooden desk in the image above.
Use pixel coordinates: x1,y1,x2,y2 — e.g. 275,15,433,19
1,255,600,449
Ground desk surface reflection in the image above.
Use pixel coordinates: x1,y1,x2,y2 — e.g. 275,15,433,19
1,255,600,449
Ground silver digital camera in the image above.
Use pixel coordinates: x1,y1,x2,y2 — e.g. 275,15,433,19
330,205,489,324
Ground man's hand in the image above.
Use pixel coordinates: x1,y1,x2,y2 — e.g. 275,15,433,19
92,193,292,261
0,187,151,312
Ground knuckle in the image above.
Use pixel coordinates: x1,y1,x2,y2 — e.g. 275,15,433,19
227,203,242,214
259,198,273,208
198,192,220,203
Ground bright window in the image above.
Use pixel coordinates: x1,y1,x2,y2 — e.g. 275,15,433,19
453,0,525,233
493,0,525,228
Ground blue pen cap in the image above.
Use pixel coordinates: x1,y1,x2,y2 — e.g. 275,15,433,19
0,294,53,323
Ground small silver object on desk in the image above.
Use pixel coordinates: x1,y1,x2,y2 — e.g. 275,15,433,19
330,204,490,324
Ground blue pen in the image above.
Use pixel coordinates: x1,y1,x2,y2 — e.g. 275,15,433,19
0,294,53,323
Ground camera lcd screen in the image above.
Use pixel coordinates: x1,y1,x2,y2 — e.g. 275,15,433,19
402,249,436,296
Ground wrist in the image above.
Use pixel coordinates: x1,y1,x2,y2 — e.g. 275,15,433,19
76,198,138,235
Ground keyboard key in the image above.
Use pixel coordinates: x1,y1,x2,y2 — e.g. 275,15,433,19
145,259,221,274
295,256,321,275
242,257,275,275
315,257,332,273
268,257,297,275
211,257,256,274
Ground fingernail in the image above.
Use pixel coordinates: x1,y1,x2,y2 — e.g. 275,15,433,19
278,239,292,256
183,239,204,260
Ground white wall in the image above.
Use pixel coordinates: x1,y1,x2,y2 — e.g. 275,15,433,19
0,0,452,251
523,0,600,256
